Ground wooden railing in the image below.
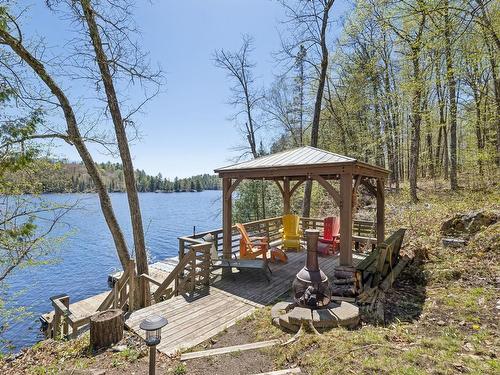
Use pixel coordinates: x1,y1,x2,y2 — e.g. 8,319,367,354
178,217,285,261
49,294,87,340
178,216,376,261
47,216,377,340
48,259,136,340
142,242,212,303
97,259,136,311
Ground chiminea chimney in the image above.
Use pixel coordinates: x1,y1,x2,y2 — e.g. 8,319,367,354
292,229,332,309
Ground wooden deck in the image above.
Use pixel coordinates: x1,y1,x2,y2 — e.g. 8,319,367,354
125,251,366,355
125,288,258,355
211,251,364,306
42,250,366,355
41,258,176,327
41,291,109,325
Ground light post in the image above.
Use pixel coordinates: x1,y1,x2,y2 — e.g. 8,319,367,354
140,315,168,375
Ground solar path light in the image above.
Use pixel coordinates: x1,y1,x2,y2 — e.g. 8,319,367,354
140,315,168,375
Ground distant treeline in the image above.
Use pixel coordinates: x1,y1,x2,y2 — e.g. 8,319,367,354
11,160,221,193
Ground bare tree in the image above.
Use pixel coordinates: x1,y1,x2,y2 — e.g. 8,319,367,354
214,35,262,159
279,0,336,217
374,0,427,202
263,45,308,149
444,0,459,190
79,0,149,304
0,0,162,306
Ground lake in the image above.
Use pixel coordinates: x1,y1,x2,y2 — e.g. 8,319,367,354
2,191,222,352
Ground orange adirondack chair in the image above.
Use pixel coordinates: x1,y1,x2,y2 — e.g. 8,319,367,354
318,216,340,255
280,214,302,251
236,223,269,260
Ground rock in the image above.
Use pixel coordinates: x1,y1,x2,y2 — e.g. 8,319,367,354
463,343,474,352
110,345,127,352
441,211,499,238
61,370,106,375
437,320,446,326
442,238,467,248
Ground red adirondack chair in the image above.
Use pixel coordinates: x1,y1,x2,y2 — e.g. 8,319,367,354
318,216,340,254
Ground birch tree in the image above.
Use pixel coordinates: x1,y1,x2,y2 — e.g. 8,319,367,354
0,0,161,306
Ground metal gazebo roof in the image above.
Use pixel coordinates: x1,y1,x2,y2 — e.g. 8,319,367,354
215,146,389,179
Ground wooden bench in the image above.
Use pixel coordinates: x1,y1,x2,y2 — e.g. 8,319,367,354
212,259,272,282
356,228,406,289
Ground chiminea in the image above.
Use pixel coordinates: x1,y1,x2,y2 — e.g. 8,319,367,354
292,229,332,309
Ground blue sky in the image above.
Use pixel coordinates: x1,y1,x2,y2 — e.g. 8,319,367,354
24,0,349,178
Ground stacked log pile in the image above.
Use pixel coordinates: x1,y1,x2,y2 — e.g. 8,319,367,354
330,266,361,299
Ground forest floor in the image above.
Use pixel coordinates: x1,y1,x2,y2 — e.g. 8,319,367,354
1,181,499,374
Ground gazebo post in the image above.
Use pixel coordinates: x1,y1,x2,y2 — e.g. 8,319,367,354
283,178,290,214
339,173,353,266
222,177,233,262
376,178,385,244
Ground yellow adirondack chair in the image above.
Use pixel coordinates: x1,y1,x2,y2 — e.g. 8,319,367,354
280,214,302,251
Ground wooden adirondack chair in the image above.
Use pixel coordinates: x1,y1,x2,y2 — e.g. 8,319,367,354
318,216,340,255
280,214,301,251
235,223,269,260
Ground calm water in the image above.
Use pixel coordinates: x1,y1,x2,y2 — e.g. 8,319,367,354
2,191,221,352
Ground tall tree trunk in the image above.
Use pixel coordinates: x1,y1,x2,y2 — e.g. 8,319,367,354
409,43,423,203
470,63,485,175
476,0,500,52
485,44,500,166
443,125,450,179
302,0,334,218
381,61,397,188
435,58,445,176
477,3,500,165
445,0,459,190
371,73,385,167
424,97,434,179
81,0,149,305
0,27,131,270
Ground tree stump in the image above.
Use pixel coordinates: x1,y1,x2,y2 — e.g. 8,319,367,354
90,309,124,350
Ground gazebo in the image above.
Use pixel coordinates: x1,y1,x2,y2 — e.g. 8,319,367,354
215,146,390,267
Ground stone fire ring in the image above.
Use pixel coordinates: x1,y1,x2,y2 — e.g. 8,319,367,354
271,301,360,332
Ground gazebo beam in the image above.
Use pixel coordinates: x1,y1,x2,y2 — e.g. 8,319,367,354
339,173,353,266
274,179,291,214
275,178,305,215
311,175,341,207
222,177,233,262
227,177,243,196
290,178,305,196
283,178,290,214
361,178,377,196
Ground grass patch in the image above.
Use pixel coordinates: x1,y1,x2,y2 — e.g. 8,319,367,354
246,183,500,375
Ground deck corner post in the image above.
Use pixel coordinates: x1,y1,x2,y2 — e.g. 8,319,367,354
222,178,233,278
376,178,385,244
60,295,70,337
128,259,136,311
339,173,353,267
